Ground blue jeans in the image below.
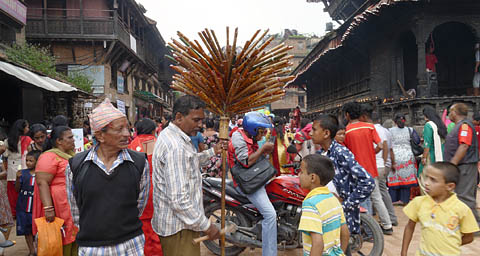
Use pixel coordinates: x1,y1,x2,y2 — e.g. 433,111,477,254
237,186,277,256
360,197,372,214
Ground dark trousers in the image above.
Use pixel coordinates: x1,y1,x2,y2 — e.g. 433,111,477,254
389,187,411,204
159,229,200,256
455,163,480,224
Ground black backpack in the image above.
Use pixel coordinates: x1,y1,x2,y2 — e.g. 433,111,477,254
68,149,147,207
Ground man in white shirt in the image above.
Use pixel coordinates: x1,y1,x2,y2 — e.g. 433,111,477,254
372,113,398,226
152,95,224,255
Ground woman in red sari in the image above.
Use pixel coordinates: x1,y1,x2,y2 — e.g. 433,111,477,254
32,126,78,255
128,118,162,256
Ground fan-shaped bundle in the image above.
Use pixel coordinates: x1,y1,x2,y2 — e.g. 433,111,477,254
167,27,295,117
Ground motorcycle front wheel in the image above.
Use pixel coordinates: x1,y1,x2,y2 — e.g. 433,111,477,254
203,202,250,256
348,213,384,256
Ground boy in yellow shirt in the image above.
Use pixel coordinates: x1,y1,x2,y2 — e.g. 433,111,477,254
298,154,349,256
401,162,479,256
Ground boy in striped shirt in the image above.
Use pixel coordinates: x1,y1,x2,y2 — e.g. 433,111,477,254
299,154,350,256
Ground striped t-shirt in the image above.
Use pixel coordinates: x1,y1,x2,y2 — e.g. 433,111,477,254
299,186,346,256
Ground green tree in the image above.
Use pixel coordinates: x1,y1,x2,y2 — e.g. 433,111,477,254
5,44,93,92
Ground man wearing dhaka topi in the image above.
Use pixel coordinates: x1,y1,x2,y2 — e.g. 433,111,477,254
66,98,150,255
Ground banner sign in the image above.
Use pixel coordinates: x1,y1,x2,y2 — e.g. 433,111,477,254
71,128,84,153
68,65,105,94
117,100,126,114
0,0,27,25
117,75,124,93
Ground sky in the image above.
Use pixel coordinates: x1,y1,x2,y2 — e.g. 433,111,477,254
136,0,333,46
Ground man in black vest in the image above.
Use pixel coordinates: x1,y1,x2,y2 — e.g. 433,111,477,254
66,98,150,255
444,103,480,224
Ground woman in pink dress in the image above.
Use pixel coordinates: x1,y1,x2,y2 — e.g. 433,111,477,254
32,126,78,255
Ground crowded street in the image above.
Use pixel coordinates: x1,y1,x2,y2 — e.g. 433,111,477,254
6,194,480,255
2,0,480,256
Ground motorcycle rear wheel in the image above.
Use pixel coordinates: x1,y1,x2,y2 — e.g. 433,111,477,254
349,213,384,256
204,202,250,256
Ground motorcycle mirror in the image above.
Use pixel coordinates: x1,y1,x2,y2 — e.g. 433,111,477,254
286,144,298,154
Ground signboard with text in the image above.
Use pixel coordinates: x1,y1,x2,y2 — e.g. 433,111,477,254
117,100,126,115
72,128,84,153
0,0,27,25
130,34,137,53
68,65,105,94
117,76,124,94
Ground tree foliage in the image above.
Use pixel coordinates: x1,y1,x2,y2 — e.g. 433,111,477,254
5,44,93,93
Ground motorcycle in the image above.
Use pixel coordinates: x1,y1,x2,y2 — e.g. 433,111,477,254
201,146,384,255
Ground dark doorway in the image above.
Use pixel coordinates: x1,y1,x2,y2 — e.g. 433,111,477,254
401,31,418,92
0,71,22,126
428,22,476,96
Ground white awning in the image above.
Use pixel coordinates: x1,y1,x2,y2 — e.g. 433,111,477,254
0,61,77,92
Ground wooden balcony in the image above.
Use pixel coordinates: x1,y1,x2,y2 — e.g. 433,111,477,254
325,0,368,20
307,77,370,112
26,8,149,63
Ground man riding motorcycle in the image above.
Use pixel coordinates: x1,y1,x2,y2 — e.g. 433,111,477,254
228,111,276,256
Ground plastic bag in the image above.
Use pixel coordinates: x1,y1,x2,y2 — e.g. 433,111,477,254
35,217,64,256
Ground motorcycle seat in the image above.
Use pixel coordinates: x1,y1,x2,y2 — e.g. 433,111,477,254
205,177,250,204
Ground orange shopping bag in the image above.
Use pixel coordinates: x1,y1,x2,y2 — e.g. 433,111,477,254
34,217,64,256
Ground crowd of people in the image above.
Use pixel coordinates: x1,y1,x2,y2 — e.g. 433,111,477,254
0,96,479,256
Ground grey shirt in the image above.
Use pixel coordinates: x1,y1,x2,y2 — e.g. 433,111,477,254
231,130,250,166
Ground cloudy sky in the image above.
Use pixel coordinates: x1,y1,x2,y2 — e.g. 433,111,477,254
137,0,333,45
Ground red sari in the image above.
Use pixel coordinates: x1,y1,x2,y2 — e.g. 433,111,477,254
128,134,163,256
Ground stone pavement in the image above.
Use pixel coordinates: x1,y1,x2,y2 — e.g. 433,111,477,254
5,193,480,255
201,201,480,256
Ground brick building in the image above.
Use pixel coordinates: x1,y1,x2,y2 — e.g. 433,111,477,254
0,0,26,46
1,0,94,130
25,0,174,125
267,30,320,116
294,0,480,125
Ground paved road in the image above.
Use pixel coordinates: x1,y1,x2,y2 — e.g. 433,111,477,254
5,193,480,255
200,200,480,256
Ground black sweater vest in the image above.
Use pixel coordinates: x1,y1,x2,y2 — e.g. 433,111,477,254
75,159,143,247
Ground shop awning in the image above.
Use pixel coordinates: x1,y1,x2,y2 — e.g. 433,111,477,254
134,90,159,100
0,61,77,92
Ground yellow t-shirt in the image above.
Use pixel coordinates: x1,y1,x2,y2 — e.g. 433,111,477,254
298,186,346,256
403,194,480,256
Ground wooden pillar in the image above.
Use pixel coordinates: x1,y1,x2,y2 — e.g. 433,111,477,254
415,17,430,98
417,39,428,97
113,0,119,36
127,5,130,31
43,0,48,34
79,0,84,35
